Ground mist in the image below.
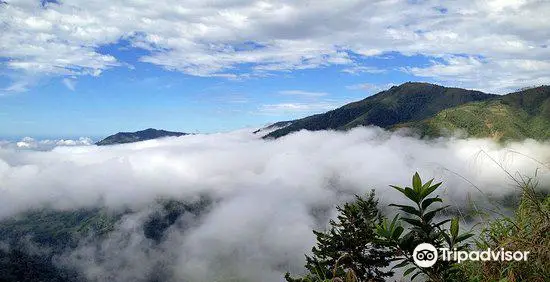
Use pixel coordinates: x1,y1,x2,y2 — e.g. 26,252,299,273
1,127,549,281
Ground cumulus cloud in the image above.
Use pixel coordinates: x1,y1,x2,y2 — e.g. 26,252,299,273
0,127,549,281
405,55,550,93
1,0,549,92
2,136,94,151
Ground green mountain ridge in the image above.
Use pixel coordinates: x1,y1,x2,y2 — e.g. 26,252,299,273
96,128,189,146
400,86,550,140
263,82,550,141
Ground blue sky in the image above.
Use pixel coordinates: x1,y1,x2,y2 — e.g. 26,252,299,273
1,0,549,139
0,50,431,138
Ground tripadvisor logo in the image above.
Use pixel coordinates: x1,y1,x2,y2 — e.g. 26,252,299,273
412,243,530,268
413,243,438,267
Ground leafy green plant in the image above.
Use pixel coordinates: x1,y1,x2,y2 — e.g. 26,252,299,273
287,171,548,282
376,173,473,281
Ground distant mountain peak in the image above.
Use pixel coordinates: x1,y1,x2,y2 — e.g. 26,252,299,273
399,81,438,86
263,82,497,139
96,128,188,146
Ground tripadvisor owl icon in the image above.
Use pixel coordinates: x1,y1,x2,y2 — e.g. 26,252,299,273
413,243,438,268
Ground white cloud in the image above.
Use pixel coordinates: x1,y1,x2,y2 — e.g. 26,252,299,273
56,137,93,146
5,136,94,150
341,65,386,75
0,128,549,281
278,90,328,97
0,0,549,92
406,55,550,93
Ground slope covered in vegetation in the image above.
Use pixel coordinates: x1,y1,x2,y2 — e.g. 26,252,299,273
264,83,496,139
402,86,550,141
263,84,550,141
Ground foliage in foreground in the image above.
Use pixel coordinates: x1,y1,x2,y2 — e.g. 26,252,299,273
286,173,472,282
287,172,549,282
284,191,393,282
376,173,473,281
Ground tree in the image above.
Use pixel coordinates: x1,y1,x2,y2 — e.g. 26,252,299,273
285,190,393,282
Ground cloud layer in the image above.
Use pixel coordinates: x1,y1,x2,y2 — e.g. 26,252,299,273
1,0,549,92
0,127,549,281
1,136,94,151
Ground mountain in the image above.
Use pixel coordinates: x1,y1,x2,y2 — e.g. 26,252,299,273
96,128,188,146
262,82,550,141
263,82,497,139
402,85,550,140
252,120,294,134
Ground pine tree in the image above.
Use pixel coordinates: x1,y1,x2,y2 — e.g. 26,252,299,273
285,190,393,282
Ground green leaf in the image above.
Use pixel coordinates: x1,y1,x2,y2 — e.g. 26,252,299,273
421,182,442,199
389,214,399,231
421,179,433,191
377,226,388,236
392,226,404,240
376,225,389,238
389,204,421,217
456,233,475,243
390,185,406,194
450,218,459,239
404,187,419,203
412,172,422,192
421,197,442,210
401,217,424,228
403,267,416,277
442,231,452,247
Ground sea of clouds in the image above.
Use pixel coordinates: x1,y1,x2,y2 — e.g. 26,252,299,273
1,127,549,281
